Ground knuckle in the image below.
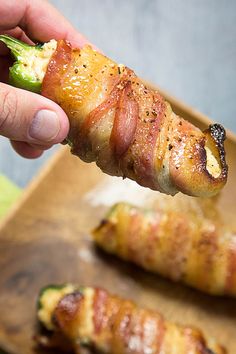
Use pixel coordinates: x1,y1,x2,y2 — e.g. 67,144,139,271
0,87,18,131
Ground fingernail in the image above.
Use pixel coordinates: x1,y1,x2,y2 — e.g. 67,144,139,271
29,110,60,142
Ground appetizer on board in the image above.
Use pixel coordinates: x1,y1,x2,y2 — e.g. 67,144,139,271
0,35,228,197
37,284,226,354
93,200,236,297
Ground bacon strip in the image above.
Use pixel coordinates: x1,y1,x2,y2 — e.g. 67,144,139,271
77,79,123,158
93,198,236,297
37,286,226,354
120,87,166,190
42,40,72,102
110,80,138,159
42,41,228,197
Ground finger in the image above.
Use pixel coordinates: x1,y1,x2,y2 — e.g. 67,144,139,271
0,56,12,83
28,142,53,151
0,82,69,145
0,0,91,48
11,140,43,159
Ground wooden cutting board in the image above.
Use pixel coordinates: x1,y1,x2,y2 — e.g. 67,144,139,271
0,89,235,354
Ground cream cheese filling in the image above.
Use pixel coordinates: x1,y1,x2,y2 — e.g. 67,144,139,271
22,39,57,82
38,284,76,330
205,146,221,178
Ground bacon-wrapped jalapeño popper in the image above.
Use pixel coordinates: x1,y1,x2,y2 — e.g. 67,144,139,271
93,202,236,297
0,35,228,197
37,284,226,354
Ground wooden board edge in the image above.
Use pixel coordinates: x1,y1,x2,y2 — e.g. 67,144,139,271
156,84,236,143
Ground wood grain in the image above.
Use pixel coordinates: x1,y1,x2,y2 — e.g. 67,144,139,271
0,89,235,354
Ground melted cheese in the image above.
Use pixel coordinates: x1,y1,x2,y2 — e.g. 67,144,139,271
78,287,94,339
205,146,221,178
22,39,57,82
38,284,76,330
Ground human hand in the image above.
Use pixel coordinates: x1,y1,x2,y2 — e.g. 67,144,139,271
0,0,90,158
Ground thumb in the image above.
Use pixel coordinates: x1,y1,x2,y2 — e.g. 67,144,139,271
0,83,69,145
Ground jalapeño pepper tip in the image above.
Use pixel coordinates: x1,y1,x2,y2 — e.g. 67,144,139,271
0,35,57,93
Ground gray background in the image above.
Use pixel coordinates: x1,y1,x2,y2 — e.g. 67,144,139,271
0,0,235,187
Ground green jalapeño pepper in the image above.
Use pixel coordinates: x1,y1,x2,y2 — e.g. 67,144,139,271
0,35,56,93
